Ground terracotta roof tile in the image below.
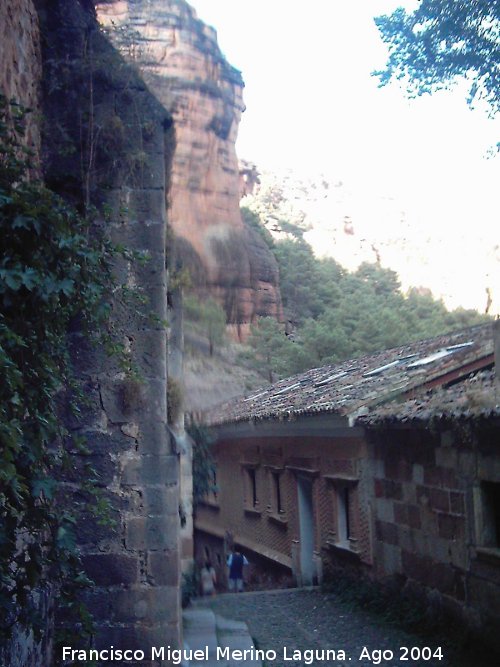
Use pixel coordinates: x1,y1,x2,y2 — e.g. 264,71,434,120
206,324,496,426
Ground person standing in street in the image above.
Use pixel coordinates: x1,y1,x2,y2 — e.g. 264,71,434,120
200,560,217,596
226,548,249,592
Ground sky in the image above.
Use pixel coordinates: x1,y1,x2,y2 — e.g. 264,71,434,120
189,0,500,311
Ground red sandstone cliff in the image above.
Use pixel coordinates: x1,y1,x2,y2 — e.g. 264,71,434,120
96,0,282,338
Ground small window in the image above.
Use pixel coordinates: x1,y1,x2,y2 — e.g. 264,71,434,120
211,467,218,502
326,476,358,551
481,482,500,548
249,468,257,506
266,469,286,522
337,485,351,544
272,472,283,514
243,467,260,511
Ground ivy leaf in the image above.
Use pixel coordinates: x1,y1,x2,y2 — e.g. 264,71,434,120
58,236,75,250
2,271,22,291
10,393,21,406
12,215,40,234
31,478,57,501
56,525,77,552
58,278,75,296
20,268,39,291
0,193,13,206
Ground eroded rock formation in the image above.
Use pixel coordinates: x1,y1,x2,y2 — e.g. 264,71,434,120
97,0,282,338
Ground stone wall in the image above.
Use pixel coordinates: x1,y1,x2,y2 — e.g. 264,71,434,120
369,422,500,649
73,114,181,661
1,1,182,664
0,0,41,155
96,0,283,338
39,1,181,660
200,414,500,649
194,427,371,587
0,3,50,664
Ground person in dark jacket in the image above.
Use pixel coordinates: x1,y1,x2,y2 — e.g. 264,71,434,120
226,548,249,592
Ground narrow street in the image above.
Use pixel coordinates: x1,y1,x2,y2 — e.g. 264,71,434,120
194,588,493,667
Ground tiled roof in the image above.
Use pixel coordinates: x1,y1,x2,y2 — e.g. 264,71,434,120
206,324,496,427
358,369,498,426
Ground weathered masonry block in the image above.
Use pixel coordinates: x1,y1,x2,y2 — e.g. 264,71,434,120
33,0,181,662
369,423,500,650
75,100,180,664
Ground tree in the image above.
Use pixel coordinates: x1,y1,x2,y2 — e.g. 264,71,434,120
299,316,352,367
273,239,325,324
245,317,296,382
355,262,401,298
235,223,491,381
183,295,226,356
374,1,500,116
204,298,227,356
241,206,274,249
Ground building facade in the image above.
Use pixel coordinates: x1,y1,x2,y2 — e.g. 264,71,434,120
197,323,500,648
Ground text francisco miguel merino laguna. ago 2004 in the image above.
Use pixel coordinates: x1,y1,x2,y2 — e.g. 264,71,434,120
62,644,445,664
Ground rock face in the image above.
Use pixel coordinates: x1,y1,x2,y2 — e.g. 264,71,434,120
96,0,282,338
39,0,181,657
1,1,181,663
0,1,41,156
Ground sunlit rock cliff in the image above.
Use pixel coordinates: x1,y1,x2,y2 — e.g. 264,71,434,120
97,0,282,337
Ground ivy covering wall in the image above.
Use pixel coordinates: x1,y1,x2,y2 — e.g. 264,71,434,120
0,96,113,640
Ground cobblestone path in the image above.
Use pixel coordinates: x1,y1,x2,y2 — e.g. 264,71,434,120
196,588,492,667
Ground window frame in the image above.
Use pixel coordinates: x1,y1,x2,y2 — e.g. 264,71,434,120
265,466,287,523
475,480,500,564
242,464,261,515
324,474,359,553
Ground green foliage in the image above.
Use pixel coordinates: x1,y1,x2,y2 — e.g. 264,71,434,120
241,216,490,381
242,317,302,382
322,568,436,635
278,218,306,238
241,173,309,237
187,422,216,507
274,238,344,323
40,12,169,211
374,1,500,117
181,566,199,608
0,97,114,637
241,206,275,249
184,294,226,356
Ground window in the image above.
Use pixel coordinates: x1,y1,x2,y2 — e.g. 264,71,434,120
265,468,287,523
337,485,351,544
243,466,260,512
249,468,257,507
273,472,283,514
481,481,500,548
325,476,359,552
211,467,218,502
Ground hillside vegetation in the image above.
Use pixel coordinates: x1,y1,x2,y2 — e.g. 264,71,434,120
240,207,490,382
182,206,490,404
